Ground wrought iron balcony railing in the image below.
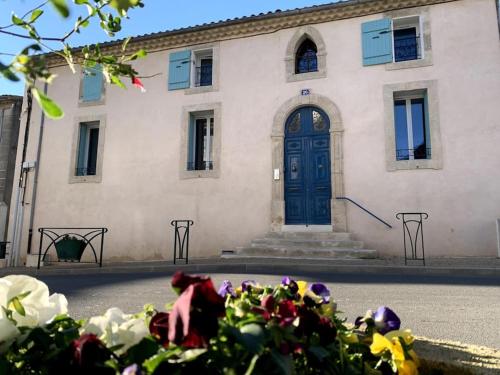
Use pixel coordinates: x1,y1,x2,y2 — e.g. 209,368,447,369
187,161,214,171
396,147,431,161
394,35,421,62
195,65,213,87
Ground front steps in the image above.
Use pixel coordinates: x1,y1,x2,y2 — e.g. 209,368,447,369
222,231,377,260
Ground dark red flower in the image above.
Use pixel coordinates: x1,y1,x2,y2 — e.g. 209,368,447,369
318,317,337,345
296,306,320,337
149,312,170,347
168,274,225,348
261,295,275,312
171,271,210,295
71,334,112,371
277,300,298,326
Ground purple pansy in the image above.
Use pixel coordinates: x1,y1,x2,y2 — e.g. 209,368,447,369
373,306,401,334
218,280,236,298
241,280,257,292
309,283,330,303
281,276,299,294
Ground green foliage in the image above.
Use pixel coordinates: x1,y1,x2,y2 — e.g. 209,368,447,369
0,0,147,119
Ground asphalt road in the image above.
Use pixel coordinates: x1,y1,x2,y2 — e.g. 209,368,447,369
37,272,500,349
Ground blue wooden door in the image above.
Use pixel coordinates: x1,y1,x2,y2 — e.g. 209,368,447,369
285,107,331,225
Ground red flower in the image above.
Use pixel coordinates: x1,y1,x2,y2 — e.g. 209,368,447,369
277,300,298,326
71,334,112,372
149,312,169,347
131,76,146,92
168,272,225,348
318,316,337,345
261,295,275,312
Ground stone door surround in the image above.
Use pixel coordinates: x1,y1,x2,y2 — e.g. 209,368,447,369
271,94,346,232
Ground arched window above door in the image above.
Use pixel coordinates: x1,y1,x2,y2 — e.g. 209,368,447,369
285,26,327,83
295,39,318,74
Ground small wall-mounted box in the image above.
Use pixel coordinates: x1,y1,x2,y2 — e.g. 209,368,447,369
22,161,36,169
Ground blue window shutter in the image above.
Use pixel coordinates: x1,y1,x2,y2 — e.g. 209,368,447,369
187,115,195,170
361,19,393,66
168,50,191,90
76,124,88,176
82,65,103,102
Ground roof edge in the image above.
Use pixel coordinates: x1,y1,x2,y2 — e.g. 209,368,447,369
46,0,459,67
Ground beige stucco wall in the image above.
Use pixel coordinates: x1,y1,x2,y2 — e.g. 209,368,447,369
8,0,500,263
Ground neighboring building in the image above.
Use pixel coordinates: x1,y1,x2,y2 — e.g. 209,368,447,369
6,0,500,266
0,96,21,246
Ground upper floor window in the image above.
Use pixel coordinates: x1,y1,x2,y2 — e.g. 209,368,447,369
168,45,219,93
79,65,104,104
361,17,424,66
393,16,421,62
295,39,318,74
193,50,213,87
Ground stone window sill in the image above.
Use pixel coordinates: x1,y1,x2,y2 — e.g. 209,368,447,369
180,170,220,179
386,158,442,171
69,175,102,184
385,56,433,71
185,85,218,95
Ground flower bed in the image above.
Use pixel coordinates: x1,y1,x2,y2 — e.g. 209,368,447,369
0,273,427,374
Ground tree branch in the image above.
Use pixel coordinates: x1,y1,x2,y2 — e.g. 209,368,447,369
0,1,49,30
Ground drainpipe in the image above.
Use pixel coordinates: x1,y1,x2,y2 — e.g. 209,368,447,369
8,88,33,267
26,83,47,255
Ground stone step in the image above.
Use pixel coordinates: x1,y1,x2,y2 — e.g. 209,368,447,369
265,231,353,240
235,246,377,259
251,238,364,249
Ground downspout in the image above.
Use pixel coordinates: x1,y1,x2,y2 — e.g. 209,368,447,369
26,83,47,255
8,88,33,267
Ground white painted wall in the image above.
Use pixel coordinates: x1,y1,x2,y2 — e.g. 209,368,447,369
9,0,500,262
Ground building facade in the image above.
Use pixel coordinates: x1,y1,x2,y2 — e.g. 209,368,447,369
6,0,500,265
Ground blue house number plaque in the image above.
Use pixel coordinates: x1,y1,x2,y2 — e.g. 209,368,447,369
301,89,311,96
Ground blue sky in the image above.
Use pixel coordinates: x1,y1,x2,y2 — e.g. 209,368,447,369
0,0,338,95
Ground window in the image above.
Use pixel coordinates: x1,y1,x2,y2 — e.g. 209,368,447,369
79,65,104,104
392,17,421,62
393,95,430,161
295,39,318,74
193,50,213,87
188,113,214,170
76,121,100,176
168,44,219,93
180,103,221,179
383,80,442,171
285,26,327,82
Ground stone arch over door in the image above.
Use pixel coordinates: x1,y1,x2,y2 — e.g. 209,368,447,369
271,94,346,231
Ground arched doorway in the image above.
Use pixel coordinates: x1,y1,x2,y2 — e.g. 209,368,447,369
271,94,346,232
284,106,331,225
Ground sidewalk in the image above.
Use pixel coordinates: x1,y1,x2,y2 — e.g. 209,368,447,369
1,256,499,278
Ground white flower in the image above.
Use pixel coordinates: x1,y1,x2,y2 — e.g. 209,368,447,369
0,275,68,352
82,307,148,354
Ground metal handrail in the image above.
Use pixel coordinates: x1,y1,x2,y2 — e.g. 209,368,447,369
336,197,392,229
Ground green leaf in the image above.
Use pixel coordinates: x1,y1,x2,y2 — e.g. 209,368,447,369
128,49,147,61
110,75,125,89
239,323,265,354
169,348,207,364
270,349,293,375
9,297,26,316
244,354,260,375
0,63,20,82
126,337,161,366
75,0,89,4
49,0,70,18
11,14,24,25
309,346,330,361
143,351,176,373
32,88,64,119
30,9,44,23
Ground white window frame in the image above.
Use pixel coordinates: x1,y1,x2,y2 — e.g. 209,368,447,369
69,114,106,183
190,112,214,171
80,122,99,175
391,16,424,63
190,49,213,88
393,94,427,161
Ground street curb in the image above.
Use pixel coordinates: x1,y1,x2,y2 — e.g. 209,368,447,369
1,262,499,278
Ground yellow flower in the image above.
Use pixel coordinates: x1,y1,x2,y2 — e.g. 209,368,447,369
297,281,308,298
371,331,419,375
340,331,359,344
370,333,405,362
